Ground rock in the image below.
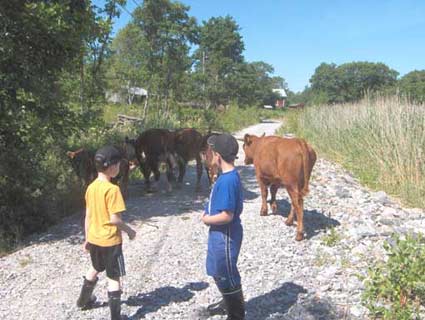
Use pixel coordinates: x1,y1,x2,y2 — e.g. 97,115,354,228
371,191,391,205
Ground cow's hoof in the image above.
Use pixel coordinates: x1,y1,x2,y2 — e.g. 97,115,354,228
260,211,268,216
285,219,293,226
295,233,304,241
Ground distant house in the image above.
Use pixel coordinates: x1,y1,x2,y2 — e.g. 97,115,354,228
272,88,287,109
106,87,148,104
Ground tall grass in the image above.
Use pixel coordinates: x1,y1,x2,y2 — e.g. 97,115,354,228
283,96,425,208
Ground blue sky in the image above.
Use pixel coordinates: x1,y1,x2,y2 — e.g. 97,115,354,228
98,0,425,92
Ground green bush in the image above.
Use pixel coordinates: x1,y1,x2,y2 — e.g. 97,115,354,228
361,234,425,319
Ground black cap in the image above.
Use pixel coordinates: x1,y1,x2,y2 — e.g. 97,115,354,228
207,133,239,162
95,145,122,169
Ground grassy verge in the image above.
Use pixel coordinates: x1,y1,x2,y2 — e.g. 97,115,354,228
280,96,425,208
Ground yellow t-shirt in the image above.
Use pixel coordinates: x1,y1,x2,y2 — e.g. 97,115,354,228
85,179,126,247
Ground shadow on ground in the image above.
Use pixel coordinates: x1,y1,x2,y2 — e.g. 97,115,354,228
271,198,340,240
245,282,307,319
246,283,345,320
124,281,209,320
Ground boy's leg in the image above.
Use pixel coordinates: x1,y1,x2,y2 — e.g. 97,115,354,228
77,266,99,309
107,277,122,320
105,244,126,320
214,276,245,320
77,243,105,309
86,266,100,282
222,285,245,320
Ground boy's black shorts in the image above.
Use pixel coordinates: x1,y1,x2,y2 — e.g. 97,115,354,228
89,243,126,279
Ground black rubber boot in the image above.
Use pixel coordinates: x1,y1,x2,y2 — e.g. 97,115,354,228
223,286,245,320
108,290,122,320
207,298,227,316
76,277,98,309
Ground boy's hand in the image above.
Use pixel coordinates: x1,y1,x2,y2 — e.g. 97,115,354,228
127,228,136,240
201,212,210,226
82,241,90,253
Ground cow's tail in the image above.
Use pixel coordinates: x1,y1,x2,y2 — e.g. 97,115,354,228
300,139,317,197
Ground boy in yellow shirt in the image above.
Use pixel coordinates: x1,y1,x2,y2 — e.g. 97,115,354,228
76,146,136,320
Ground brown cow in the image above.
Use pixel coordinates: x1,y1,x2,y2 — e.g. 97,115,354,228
66,148,97,189
67,146,134,199
242,134,316,241
172,128,205,190
128,128,177,192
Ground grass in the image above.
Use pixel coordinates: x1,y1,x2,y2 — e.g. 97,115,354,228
321,227,341,247
281,95,425,209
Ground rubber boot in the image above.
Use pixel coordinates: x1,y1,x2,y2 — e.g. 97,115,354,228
108,290,122,320
77,277,98,309
207,298,227,316
223,286,245,320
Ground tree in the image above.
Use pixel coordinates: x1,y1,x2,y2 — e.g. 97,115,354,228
398,70,425,103
128,0,198,116
228,61,287,107
107,23,150,104
309,62,398,104
0,0,123,247
193,16,245,108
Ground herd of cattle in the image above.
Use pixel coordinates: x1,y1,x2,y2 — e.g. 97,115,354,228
67,128,316,241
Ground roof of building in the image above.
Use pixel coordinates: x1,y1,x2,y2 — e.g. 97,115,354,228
272,88,287,98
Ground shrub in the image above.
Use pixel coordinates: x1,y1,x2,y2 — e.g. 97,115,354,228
361,234,425,319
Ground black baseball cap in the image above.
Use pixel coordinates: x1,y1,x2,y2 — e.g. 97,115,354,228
207,133,239,162
95,145,122,169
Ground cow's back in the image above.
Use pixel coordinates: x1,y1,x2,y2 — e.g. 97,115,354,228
174,128,203,161
253,136,314,193
137,128,173,156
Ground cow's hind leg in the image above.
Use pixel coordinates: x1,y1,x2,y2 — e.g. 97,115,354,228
270,184,279,214
258,180,268,216
287,187,304,241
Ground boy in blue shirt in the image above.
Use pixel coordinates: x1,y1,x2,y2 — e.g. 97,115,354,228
202,133,245,320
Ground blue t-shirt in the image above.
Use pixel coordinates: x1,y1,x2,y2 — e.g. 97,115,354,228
205,169,243,278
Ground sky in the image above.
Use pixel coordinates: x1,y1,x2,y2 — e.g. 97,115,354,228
97,0,425,92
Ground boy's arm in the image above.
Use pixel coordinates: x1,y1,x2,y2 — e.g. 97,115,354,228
110,213,136,240
202,210,234,225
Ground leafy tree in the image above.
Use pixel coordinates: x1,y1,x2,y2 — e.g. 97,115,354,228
193,16,245,108
309,62,398,104
127,0,198,117
398,70,425,103
0,0,122,249
106,23,150,104
228,61,287,107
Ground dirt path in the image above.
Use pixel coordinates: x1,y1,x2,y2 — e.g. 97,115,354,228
1,120,424,320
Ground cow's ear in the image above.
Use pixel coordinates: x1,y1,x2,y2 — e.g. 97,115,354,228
261,132,266,137
66,151,75,159
244,134,252,146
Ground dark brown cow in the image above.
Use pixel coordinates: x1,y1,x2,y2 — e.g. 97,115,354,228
200,132,220,187
242,134,316,241
67,146,134,199
66,148,97,189
172,128,204,190
128,128,177,192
